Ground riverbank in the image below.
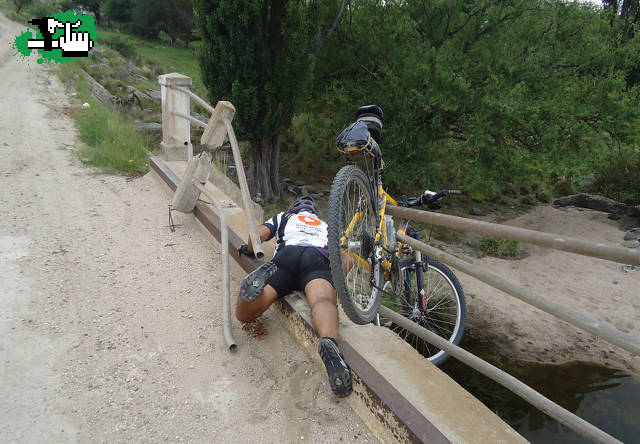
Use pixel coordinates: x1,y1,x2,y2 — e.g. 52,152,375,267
455,205,640,376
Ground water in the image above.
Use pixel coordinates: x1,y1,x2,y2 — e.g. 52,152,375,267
439,335,640,443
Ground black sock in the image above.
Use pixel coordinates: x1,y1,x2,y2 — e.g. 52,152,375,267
322,337,338,346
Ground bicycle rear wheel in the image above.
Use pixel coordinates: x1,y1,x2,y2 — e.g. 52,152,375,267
380,258,466,366
327,165,380,324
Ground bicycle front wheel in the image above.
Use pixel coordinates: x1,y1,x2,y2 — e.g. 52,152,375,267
381,258,466,366
327,165,380,324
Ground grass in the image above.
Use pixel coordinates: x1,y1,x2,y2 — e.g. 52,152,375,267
479,237,523,258
57,57,152,176
75,105,151,175
96,27,206,96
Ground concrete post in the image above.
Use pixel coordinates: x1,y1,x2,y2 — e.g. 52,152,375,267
159,73,193,161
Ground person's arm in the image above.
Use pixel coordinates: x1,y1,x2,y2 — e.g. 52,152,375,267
341,250,355,275
239,213,280,256
247,225,274,254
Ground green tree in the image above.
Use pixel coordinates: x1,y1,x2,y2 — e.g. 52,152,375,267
130,0,194,45
194,0,323,201
307,0,640,201
103,0,132,26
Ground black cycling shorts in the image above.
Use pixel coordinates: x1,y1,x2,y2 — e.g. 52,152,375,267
267,245,334,298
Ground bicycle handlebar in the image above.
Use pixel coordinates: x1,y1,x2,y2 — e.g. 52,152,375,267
400,189,461,209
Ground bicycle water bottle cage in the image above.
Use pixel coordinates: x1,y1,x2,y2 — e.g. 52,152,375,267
336,121,384,172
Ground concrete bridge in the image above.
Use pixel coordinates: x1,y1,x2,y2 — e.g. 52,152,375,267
150,155,526,443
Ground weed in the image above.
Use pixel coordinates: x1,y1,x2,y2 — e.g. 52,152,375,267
479,237,523,258
555,178,574,196
536,191,553,203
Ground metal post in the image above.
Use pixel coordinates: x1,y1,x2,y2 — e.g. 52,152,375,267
223,118,264,259
387,205,640,266
397,232,640,357
194,182,236,351
379,306,622,444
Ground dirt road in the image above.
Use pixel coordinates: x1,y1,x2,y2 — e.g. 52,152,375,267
0,13,376,443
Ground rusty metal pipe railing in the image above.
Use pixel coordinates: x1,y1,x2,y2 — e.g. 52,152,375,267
171,110,208,129
379,306,622,444
194,182,236,351
223,118,264,259
397,232,640,356
387,206,640,266
172,85,215,114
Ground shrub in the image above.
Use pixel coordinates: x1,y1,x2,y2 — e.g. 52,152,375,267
100,34,138,60
158,31,172,46
593,147,640,205
479,237,523,258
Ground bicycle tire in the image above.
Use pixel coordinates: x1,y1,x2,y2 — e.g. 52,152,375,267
380,258,466,366
327,165,381,324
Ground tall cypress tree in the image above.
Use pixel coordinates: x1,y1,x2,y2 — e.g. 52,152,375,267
194,0,321,201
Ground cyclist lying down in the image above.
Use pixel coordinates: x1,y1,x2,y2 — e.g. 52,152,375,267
237,196,354,397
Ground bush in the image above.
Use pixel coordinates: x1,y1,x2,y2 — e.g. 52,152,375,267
158,30,172,45
593,147,640,205
283,113,342,176
100,34,138,60
479,237,523,258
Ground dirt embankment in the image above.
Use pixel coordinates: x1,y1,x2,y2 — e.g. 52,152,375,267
458,206,640,376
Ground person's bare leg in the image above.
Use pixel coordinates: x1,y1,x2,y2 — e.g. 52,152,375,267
236,284,279,323
304,278,338,339
308,278,352,397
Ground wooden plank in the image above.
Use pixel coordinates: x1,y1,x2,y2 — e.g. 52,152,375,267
201,101,236,148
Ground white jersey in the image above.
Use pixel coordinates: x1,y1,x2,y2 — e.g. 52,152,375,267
263,211,328,256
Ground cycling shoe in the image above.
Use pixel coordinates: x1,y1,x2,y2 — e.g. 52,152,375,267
318,338,352,397
239,261,277,303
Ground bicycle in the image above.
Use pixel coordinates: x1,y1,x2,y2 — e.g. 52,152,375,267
327,105,466,366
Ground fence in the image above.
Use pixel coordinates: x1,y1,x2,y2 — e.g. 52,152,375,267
385,204,640,444
158,73,265,351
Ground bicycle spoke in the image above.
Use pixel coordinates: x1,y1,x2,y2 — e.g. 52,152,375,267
426,274,447,301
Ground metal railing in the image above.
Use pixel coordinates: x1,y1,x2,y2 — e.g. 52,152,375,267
157,73,266,350
385,204,639,444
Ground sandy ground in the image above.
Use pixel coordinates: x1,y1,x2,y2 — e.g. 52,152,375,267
457,206,640,376
0,13,377,443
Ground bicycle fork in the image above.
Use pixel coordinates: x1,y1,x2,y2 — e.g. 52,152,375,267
414,248,427,312
402,228,428,316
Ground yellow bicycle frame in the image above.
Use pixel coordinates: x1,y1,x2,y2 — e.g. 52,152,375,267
341,184,398,274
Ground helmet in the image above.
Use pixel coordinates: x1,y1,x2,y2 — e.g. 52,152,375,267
288,195,317,215
355,104,383,144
